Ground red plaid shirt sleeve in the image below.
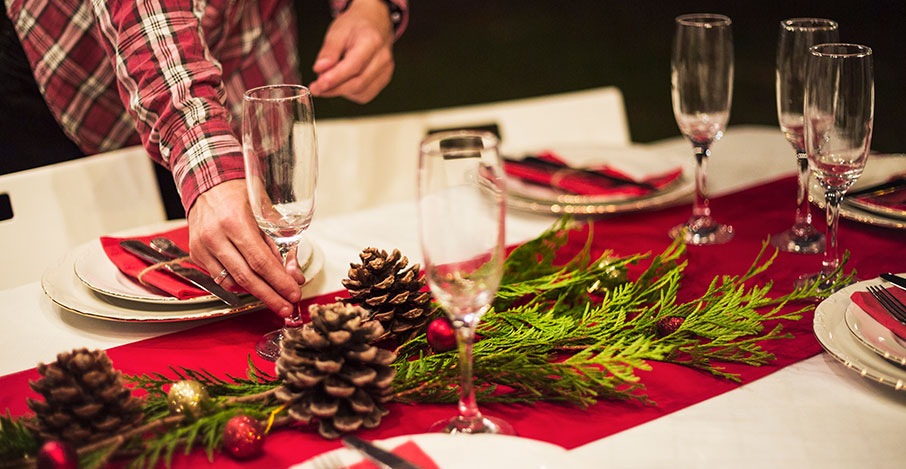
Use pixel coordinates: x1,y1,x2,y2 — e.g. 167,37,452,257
6,0,409,213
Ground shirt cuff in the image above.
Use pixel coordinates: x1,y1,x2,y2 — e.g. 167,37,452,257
167,119,245,213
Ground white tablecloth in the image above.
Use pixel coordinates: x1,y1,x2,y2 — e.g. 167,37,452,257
2,126,904,468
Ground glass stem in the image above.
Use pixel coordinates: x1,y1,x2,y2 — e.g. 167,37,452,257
822,190,842,275
453,318,481,422
794,152,812,226
278,243,303,327
692,141,712,219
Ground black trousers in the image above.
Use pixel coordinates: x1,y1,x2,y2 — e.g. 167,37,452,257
0,3,185,218
0,1,86,174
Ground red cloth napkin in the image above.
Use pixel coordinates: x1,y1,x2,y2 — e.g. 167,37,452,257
851,184,906,211
347,440,439,469
504,151,683,196
100,225,214,299
850,286,906,339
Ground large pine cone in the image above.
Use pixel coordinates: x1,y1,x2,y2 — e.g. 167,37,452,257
275,302,397,439
341,248,437,342
25,349,143,446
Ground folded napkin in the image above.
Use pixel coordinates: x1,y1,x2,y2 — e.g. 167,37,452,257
100,225,224,299
850,286,906,339
347,440,439,469
504,151,683,197
851,183,906,211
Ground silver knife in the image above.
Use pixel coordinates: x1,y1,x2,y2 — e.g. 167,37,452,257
880,273,906,291
119,240,240,306
341,435,423,469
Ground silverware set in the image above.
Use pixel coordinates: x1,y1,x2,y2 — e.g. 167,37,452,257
118,237,240,307
868,274,906,326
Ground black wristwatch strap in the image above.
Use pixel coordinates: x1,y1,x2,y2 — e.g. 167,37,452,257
340,0,403,33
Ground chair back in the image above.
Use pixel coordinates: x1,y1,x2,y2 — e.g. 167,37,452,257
0,146,166,289
315,86,629,217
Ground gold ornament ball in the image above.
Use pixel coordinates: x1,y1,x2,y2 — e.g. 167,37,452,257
166,380,210,418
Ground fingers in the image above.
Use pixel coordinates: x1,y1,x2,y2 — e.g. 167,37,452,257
309,1,394,103
313,45,393,103
188,180,302,318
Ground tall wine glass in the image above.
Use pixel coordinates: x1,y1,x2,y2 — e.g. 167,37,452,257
242,85,318,361
417,130,513,435
670,13,735,245
801,44,873,286
772,18,838,253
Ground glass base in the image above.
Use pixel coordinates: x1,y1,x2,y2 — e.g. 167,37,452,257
429,415,515,435
794,272,847,292
770,224,825,254
256,329,284,361
669,216,734,245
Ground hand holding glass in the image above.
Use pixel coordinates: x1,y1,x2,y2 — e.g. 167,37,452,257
670,13,735,245
772,18,838,253
242,85,318,360
801,44,873,287
417,131,513,435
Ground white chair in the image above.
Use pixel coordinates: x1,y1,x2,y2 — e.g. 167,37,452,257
0,146,166,289
315,86,629,217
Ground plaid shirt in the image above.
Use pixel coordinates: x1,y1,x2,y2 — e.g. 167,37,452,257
4,0,407,211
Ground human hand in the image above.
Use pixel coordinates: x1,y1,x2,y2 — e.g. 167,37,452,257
309,0,395,103
186,180,306,318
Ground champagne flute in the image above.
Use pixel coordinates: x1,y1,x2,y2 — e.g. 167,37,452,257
242,85,318,361
772,18,838,253
417,130,513,435
801,44,873,287
670,13,735,245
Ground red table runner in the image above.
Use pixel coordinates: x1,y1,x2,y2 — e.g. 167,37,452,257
2,176,904,468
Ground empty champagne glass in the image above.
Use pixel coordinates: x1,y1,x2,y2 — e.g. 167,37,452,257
670,13,735,245
242,84,318,360
800,44,873,287
417,130,513,435
772,18,838,253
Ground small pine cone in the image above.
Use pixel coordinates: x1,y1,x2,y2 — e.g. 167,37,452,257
25,349,143,446
341,248,437,342
275,303,397,439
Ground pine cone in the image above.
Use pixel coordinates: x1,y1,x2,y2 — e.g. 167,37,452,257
25,349,143,446
275,303,397,439
341,248,437,342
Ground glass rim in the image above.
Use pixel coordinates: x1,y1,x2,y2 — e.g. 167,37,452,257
420,130,500,153
243,84,311,102
675,13,731,27
809,43,873,58
781,18,838,31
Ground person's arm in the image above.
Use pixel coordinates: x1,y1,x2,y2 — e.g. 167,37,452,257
88,0,303,317
310,0,409,103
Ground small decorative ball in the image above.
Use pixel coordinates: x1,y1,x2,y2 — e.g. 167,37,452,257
37,441,78,469
656,316,685,337
167,380,210,418
427,317,457,352
222,415,264,459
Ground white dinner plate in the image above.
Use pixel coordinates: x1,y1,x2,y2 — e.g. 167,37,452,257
41,222,325,322
844,298,906,367
293,433,594,469
810,153,906,230
503,144,694,215
72,220,313,305
813,276,906,390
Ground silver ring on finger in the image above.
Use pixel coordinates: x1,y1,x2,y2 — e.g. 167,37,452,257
213,268,230,284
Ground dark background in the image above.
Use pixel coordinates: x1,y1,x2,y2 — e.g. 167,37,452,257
298,0,905,150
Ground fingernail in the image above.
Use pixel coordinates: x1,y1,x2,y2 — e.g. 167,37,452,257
279,305,293,317
314,58,331,69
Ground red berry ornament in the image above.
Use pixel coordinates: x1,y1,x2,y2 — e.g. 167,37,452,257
37,441,78,469
222,415,264,460
427,317,457,352
656,316,685,337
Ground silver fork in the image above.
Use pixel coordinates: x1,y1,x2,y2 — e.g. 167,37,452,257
310,451,346,469
866,285,906,325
